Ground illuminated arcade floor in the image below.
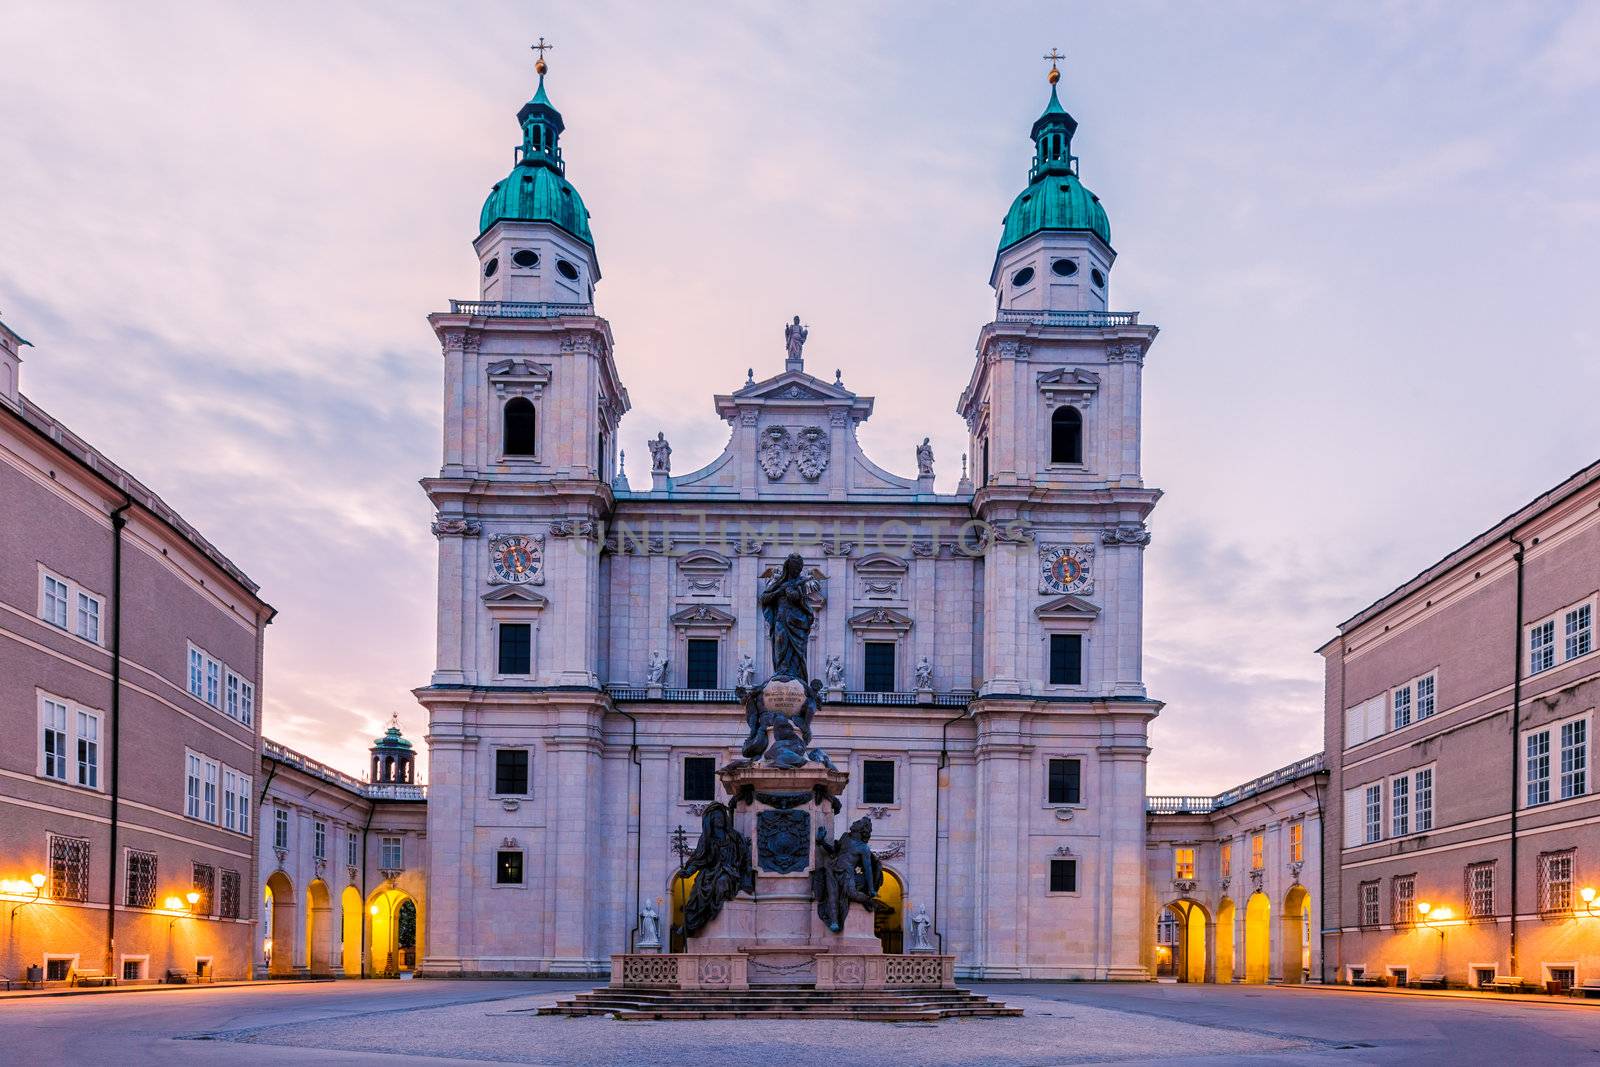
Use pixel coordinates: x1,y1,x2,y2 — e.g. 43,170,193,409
2,978,1596,1064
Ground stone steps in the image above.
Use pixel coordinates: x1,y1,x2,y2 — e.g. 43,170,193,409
537,985,1022,1021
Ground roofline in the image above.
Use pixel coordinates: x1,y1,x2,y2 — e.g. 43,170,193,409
1332,456,1600,637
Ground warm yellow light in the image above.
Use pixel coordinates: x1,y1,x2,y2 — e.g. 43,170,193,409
1582,887,1597,904
186,891,201,906
29,872,46,889
1416,901,1431,916
163,896,184,910
1432,907,1454,922
370,904,379,916
263,938,272,951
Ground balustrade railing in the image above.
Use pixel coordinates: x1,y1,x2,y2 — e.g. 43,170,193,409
448,300,594,319
995,309,1139,328
1146,795,1217,815
603,684,974,709
1148,752,1325,815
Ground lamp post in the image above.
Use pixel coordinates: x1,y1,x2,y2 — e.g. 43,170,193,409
1579,887,1599,918
1416,901,1454,980
5,873,47,986
165,891,201,981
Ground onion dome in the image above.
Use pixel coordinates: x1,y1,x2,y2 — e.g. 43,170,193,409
997,72,1111,252
372,714,414,752
478,59,595,245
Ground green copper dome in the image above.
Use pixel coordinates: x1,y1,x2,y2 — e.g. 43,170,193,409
372,723,413,751
478,73,595,245
997,83,1111,252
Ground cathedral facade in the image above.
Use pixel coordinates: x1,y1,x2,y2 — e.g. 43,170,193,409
417,59,1161,980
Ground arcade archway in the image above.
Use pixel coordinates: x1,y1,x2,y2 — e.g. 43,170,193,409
306,879,333,975
367,886,421,975
1282,885,1311,984
874,868,904,953
340,885,362,975
668,871,697,954
1215,897,1236,982
1244,891,1271,984
1164,899,1209,983
264,871,295,976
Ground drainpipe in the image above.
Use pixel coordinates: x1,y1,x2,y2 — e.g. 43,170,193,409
933,704,973,954
104,497,132,975
613,708,642,954
1508,534,1525,978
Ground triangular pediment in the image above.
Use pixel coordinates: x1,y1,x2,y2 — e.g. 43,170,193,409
736,368,856,402
847,606,914,632
1034,593,1100,620
482,585,549,608
1037,367,1100,387
669,604,737,628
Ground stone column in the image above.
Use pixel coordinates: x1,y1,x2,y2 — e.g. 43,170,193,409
972,711,1027,978
1101,732,1154,980
545,706,605,974
418,703,473,975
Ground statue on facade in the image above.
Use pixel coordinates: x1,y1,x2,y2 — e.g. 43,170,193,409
675,802,755,939
647,431,672,474
916,437,934,477
758,552,815,681
736,653,756,689
645,650,668,687
915,656,934,691
908,905,933,952
784,315,808,363
811,817,891,933
637,899,661,948
823,654,845,690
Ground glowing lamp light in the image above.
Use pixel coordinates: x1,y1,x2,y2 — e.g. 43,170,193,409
163,896,184,911
1582,887,1597,904
29,872,46,889
263,938,273,951
186,891,201,906
1431,907,1454,922
1415,901,1431,917
369,904,380,916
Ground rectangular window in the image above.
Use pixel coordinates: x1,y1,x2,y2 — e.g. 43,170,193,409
49,834,90,902
46,959,73,982
205,657,221,708
1364,785,1382,844
203,759,218,823
686,638,719,690
76,592,101,643
1219,841,1232,873
1173,847,1195,880
42,574,69,628
682,756,716,802
125,850,157,909
75,710,100,789
1539,850,1575,915
497,623,532,675
1415,673,1436,720
862,760,895,805
1048,633,1083,685
495,749,530,796
186,753,202,819
239,679,254,726
496,850,524,885
1392,685,1412,730
1049,858,1078,893
1290,822,1304,864
226,672,240,721
313,821,327,861
191,863,214,915
1392,874,1415,927
273,808,289,850
1360,881,1380,927
1530,620,1556,674
220,869,240,919
41,697,69,781
1560,719,1587,800
1468,862,1495,918
380,837,403,870
1392,776,1410,837
188,647,205,698
1414,767,1434,832
1047,757,1082,805
122,959,146,982
1567,604,1593,661
222,769,241,832
1251,833,1265,870
347,831,359,868
863,641,896,693
1527,730,1551,806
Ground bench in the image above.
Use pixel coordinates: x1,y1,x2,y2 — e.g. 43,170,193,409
1349,974,1386,987
71,969,118,988
1486,976,1532,993
1411,974,1447,990
166,970,215,984
1575,979,1600,998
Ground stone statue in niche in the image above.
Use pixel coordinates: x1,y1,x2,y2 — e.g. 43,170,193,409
647,432,671,474
915,656,934,691
784,315,808,363
823,654,845,690
736,653,756,689
637,899,661,948
811,817,891,933
916,437,934,477
645,650,668,687
759,553,815,681
675,802,754,940
908,905,933,952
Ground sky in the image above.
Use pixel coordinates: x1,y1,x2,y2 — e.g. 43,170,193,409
3,1,1598,794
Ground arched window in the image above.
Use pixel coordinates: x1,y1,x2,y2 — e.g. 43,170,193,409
503,397,537,456
1051,406,1083,465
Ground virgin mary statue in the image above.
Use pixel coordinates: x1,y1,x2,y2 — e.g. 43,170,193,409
759,553,814,681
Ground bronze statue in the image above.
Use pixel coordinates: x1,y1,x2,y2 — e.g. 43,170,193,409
759,552,814,681
675,802,754,939
811,816,891,933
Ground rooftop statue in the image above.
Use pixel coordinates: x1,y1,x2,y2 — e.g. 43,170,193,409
784,315,808,364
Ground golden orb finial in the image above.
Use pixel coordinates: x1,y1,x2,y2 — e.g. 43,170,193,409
1044,47,1064,84
532,36,553,77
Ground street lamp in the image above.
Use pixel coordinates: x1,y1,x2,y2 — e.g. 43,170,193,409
6,873,47,919
1579,887,1599,917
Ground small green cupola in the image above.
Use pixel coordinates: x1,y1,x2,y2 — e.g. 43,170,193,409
996,63,1111,254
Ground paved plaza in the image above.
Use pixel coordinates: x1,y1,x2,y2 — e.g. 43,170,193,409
3,980,1599,1065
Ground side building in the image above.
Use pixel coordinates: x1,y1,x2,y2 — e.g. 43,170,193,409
0,317,273,985
1146,754,1326,984
254,725,427,978
1321,459,1600,990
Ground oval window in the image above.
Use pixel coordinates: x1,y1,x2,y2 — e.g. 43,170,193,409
1090,268,1106,288
512,249,539,268
1011,266,1035,287
1052,258,1078,277
483,257,499,278
556,259,579,281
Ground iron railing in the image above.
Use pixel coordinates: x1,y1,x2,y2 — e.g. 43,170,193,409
995,309,1139,328
1147,752,1325,815
603,685,976,709
448,300,594,318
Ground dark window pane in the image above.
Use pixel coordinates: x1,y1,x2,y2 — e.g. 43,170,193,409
1049,634,1083,686
495,749,529,795
862,760,895,805
686,639,719,690
683,756,717,801
1050,858,1078,893
504,397,537,456
1051,407,1082,464
496,850,523,885
498,623,531,675
863,642,896,693
1048,758,1081,805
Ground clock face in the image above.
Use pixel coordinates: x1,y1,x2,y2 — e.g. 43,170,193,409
491,534,544,585
1039,544,1093,595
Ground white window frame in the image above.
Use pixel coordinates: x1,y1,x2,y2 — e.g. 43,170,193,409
1539,851,1575,914
75,708,100,789
1565,602,1594,662
1468,862,1496,918
221,767,251,835
346,830,359,868
313,821,327,861
1289,821,1304,863
1173,847,1195,880
38,692,102,791
186,642,224,709
76,591,101,643
1359,881,1380,927
1391,775,1410,837
239,678,254,725
1414,765,1434,832
119,954,149,982
1526,729,1552,807
1392,684,1412,730
41,572,70,629
1523,710,1590,808
493,846,528,889
40,694,69,782
273,808,289,850
1414,672,1436,720
379,836,403,870
185,750,220,824
188,646,205,699
1251,832,1265,870
1528,618,1557,674
37,568,106,646
1363,784,1382,844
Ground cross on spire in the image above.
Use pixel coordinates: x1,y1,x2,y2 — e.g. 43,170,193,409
531,36,553,75
1043,47,1064,84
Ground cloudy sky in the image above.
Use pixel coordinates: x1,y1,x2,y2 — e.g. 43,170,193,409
4,2,1598,793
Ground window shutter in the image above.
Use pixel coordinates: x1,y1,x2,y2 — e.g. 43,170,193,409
1343,787,1364,848
1345,704,1366,747
1364,697,1386,741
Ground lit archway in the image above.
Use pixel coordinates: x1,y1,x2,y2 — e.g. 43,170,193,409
340,885,362,975
1244,891,1271,984
875,868,904,954
367,886,421,976
264,871,295,976
668,871,697,954
1282,885,1311,985
1215,897,1236,983
1164,900,1210,983
306,879,333,975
